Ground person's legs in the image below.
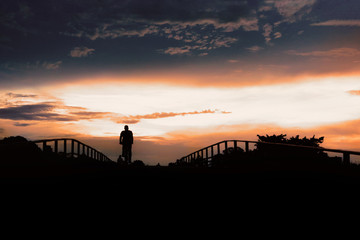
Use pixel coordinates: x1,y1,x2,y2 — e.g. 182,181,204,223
123,145,131,163
128,145,132,163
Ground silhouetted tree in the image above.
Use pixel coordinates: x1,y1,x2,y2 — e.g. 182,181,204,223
0,136,44,166
255,134,329,163
131,160,145,167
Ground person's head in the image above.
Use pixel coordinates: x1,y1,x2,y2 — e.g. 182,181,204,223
124,125,129,131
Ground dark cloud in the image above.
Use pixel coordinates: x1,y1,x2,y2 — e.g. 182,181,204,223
1,0,360,87
0,102,112,122
13,122,32,127
0,104,72,121
68,0,257,23
6,92,38,98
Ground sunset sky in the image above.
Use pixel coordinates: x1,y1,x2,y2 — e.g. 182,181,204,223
1,0,360,165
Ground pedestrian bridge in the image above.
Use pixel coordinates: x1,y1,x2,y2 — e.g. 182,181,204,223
32,138,112,162
178,140,360,166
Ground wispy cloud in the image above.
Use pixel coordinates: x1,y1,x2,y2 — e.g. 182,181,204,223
66,17,258,41
14,122,32,127
348,90,360,96
163,46,191,55
274,0,316,19
259,0,316,23
70,46,95,58
274,32,282,39
6,92,38,98
42,61,62,70
161,36,237,55
311,20,360,27
66,17,253,56
286,48,360,58
116,109,228,124
246,45,263,52
263,23,273,44
1,60,62,72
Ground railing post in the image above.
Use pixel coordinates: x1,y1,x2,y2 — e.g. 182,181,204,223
64,139,67,156
42,141,47,151
245,141,249,153
343,152,350,165
54,140,58,153
224,141,228,155
77,141,80,157
234,141,237,152
87,146,89,157
71,140,74,158
82,144,85,155
217,144,220,155
211,146,214,158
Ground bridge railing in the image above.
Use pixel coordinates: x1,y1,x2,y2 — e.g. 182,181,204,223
32,138,112,162
178,140,360,166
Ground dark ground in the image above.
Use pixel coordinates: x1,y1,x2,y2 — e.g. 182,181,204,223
2,160,360,223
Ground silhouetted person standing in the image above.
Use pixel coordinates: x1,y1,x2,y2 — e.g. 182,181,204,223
120,125,133,163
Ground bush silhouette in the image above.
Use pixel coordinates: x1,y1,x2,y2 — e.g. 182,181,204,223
131,160,145,167
0,136,44,166
255,134,330,163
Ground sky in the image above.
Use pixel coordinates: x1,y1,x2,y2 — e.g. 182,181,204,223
1,0,360,165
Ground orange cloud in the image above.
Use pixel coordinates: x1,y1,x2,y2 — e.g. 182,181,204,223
311,20,360,27
348,90,360,96
116,109,224,124
286,48,360,58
